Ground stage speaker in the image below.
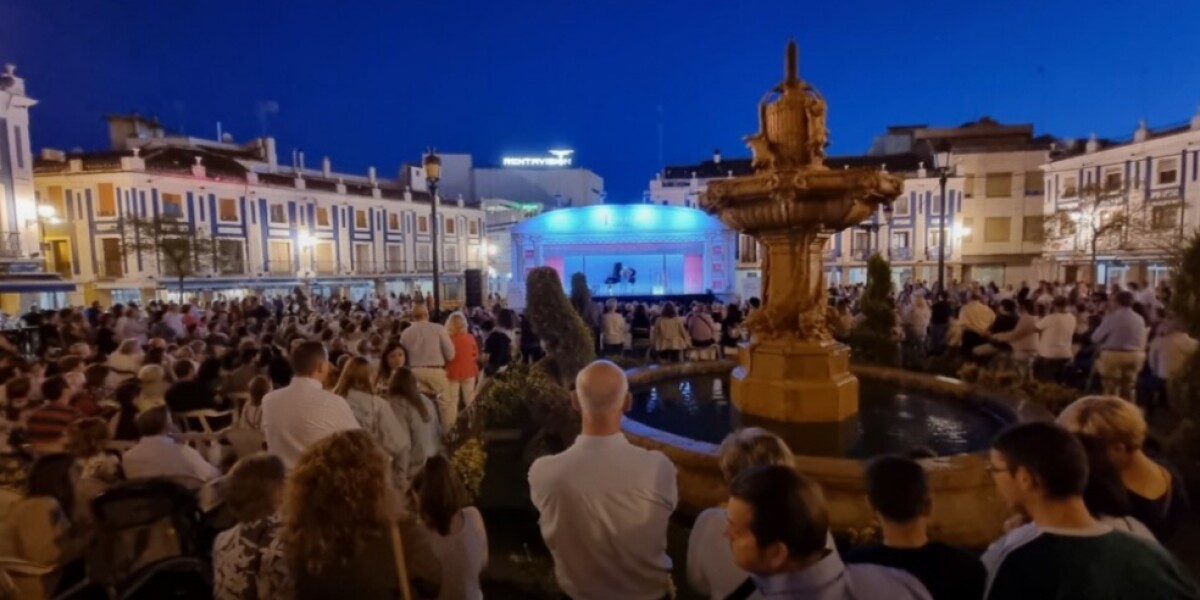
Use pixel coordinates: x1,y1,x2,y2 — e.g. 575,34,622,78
464,268,484,308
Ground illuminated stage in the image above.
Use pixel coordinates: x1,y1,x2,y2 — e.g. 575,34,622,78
509,204,737,301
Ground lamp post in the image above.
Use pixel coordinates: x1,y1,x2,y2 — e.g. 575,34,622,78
424,150,442,314
931,143,952,293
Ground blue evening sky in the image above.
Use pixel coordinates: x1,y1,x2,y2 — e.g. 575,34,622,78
3,0,1199,200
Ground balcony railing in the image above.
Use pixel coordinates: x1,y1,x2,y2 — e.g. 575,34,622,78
98,261,124,279
0,232,21,259
889,247,912,261
925,246,952,260
850,248,872,261
443,260,462,272
414,260,434,272
265,261,293,276
385,260,408,273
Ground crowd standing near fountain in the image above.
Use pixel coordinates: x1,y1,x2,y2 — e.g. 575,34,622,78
0,45,1198,600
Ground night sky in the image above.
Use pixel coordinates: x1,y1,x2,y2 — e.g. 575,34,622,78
3,0,1199,200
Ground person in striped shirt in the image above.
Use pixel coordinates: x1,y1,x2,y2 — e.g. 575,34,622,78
25,376,82,453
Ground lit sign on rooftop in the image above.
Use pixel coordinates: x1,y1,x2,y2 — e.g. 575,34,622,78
502,149,574,168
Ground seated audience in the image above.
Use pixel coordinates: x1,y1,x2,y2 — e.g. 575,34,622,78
135,364,168,412
415,455,488,600
109,380,142,442
282,430,441,599
982,422,1197,599
725,465,931,599
121,406,220,483
64,417,120,485
213,453,292,600
164,359,227,415
239,375,271,432
845,455,986,600
0,454,86,599
529,360,677,600
1056,395,1190,541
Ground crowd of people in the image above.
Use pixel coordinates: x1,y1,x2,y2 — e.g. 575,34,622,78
0,278,1191,599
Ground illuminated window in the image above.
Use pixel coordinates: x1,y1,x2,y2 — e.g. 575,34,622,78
388,212,400,230
960,217,975,243
417,216,429,233
45,186,66,217
469,220,479,236
316,207,330,226
269,204,287,224
445,218,456,235
984,217,1011,242
1023,215,1044,243
218,198,238,222
161,193,183,219
356,210,368,229
97,183,117,217
985,173,1012,198
1024,171,1044,196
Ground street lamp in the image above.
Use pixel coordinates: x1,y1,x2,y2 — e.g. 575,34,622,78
423,150,442,314
930,142,953,293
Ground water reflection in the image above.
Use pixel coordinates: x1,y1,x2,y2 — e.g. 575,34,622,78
628,375,1008,458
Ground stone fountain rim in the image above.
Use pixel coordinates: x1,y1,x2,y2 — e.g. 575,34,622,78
621,360,1053,485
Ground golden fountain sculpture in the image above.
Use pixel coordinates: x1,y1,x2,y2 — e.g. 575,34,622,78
701,41,902,422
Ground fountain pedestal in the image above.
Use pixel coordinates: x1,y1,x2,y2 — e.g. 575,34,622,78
734,338,858,422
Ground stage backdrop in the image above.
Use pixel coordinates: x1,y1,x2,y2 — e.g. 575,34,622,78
509,204,736,298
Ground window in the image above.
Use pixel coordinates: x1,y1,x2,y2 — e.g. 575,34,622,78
97,183,117,217
1023,215,1044,243
929,192,945,215
218,198,238,222
355,244,373,271
386,244,405,271
100,238,122,278
314,242,335,273
1103,167,1123,191
268,240,292,273
852,230,870,251
161,193,183,219
984,217,1011,242
469,220,479,236
217,239,245,274
1024,171,1044,196
985,173,1012,198
44,186,66,217
1058,212,1077,236
737,234,758,263
892,196,910,217
1152,205,1180,230
963,175,975,198
14,126,25,169
444,217,456,235
269,204,287,224
890,231,910,249
1157,158,1179,185
443,244,459,268
1063,176,1078,198
316,207,330,227
388,212,400,231
928,230,944,251
356,209,368,229
417,215,429,233
1100,209,1124,229
960,217,975,243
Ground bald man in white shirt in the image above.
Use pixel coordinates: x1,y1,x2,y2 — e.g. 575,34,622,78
529,360,677,600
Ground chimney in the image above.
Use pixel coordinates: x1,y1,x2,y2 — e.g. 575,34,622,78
917,161,927,178
265,138,278,172
298,151,306,172
713,148,721,164
368,166,377,185
322,156,331,178
40,148,65,162
192,156,206,178
1133,119,1148,143
1085,133,1099,154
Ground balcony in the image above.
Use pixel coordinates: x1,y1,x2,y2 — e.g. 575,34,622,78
265,261,293,276
443,260,462,272
849,248,872,261
414,260,434,273
311,260,338,275
0,232,21,259
385,260,408,274
925,246,952,260
354,261,385,275
889,247,912,261
98,260,124,280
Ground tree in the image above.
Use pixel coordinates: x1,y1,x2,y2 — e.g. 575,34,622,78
1045,183,1148,283
119,216,220,298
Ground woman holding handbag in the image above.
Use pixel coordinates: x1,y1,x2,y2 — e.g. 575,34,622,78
283,430,442,599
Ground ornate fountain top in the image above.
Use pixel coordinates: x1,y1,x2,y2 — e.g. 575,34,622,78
747,40,829,172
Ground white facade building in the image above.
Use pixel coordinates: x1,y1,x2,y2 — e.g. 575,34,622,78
33,115,487,306
1041,109,1200,287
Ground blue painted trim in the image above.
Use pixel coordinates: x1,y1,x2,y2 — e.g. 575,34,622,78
240,197,248,238
258,199,269,272
1145,157,1152,196
186,192,195,225
86,192,98,278
333,205,341,268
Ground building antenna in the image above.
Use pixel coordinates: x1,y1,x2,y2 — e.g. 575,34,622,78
657,102,664,173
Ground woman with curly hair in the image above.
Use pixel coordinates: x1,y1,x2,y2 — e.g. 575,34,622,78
282,430,441,599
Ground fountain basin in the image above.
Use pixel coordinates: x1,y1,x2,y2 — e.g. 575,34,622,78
620,361,1052,548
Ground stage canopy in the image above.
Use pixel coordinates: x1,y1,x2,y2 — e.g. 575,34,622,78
509,204,737,298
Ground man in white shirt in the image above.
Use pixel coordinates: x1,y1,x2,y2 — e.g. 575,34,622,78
529,360,677,600
600,300,627,356
1033,296,1077,382
958,293,996,356
262,341,360,469
122,406,221,483
400,304,456,427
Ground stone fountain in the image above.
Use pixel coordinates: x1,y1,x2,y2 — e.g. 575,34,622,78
700,41,903,422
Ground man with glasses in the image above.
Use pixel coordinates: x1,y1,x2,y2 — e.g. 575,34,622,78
981,422,1196,599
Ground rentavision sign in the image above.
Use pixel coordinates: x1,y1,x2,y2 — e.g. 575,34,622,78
502,149,574,167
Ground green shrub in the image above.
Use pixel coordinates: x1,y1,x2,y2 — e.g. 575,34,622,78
1165,231,1200,461
956,364,1079,415
849,254,899,366
526,267,596,387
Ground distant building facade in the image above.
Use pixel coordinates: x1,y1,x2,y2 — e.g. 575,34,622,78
33,115,487,306
1041,108,1200,288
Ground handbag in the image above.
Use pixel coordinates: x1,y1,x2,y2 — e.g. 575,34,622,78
389,522,414,600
